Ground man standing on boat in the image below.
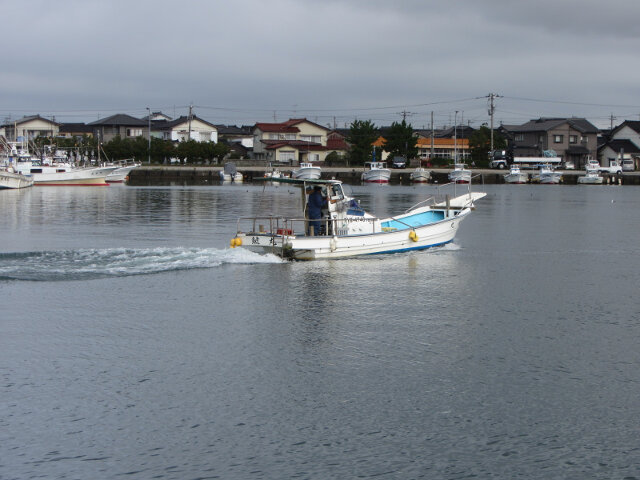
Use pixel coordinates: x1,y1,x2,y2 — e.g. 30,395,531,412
307,186,327,235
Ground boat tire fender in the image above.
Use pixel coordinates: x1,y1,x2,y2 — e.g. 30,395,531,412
409,231,418,242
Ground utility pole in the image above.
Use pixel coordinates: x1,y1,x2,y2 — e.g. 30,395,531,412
454,110,458,163
430,111,434,160
188,104,193,141
488,93,499,156
147,107,151,164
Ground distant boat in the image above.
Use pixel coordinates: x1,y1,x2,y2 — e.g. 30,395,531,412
577,170,604,184
0,167,33,189
220,162,243,183
448,163,471,184
534,164,562,184
361,161,391,183
292,162,321,180
105,160,140,183
504,165,528,184
410,167,431,183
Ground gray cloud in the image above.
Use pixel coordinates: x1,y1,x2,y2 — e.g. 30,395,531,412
2,0,639,128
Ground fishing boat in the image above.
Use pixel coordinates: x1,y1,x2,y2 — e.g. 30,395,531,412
448,163,471,184
534,164,562,184
503,164,528,184
105,160,140,183
220,162,243,182
361,161,391,183
577,169,604,184
0,166,33,189
292,162,321,180
410,167,431,183
230,178,486,260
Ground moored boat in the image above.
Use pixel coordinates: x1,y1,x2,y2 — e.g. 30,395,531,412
361,161,391,183
0,167,33,189
410,167,431,183
504,165,528,184
534,164,562,184
105,161,140,183
220,162,243,183
448,163,471,184
230,177,486,260
292,162,321,180
577,169,604,184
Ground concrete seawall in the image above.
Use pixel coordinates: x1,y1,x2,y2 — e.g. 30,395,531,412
127,166,640,186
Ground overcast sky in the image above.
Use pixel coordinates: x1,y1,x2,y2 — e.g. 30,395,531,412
3,0,640,129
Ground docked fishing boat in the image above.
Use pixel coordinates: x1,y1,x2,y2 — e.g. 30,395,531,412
12,157,116,186
448,163,471,184
292,162,321,180
220,162,243,183
503,164,528,184
361,161,391,183
105,160,140,183
577,169,604,184
230,178,486,260
0,167,33,189
410,167,431,183
534,164,562,184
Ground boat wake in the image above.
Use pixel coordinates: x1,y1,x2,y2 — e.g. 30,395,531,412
0,247,284,282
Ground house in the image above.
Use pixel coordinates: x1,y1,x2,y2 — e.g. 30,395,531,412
1,115,59,141
500,117,599,169
217,125,254,149
152,115,218,143
252,118,330,164
598,139,640,170
415,136,470,162
600,120,640,169
326,130,350,160
89,114,149,143
58,123,94,139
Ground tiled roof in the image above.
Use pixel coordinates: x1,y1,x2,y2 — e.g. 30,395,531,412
153,115,217,130
89,114,147,126
263,140,326,151
255,122,300,133
503,117,599,134
601,139,640,153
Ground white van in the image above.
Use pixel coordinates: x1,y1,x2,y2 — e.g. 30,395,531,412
622,159,635,172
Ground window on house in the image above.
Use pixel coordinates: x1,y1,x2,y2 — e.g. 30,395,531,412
569,135,577,144
279,150,295,162
126,128,142,137
553,135,564,143
515,134,524,141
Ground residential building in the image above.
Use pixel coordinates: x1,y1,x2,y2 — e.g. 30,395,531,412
217,125,254,149
89,114,149,143
599,120,640,169
58,123,94,139
1,115,59,141
252,118,330,164
500,117,599,169
326,130,349,160
152,115,218,143
416,136,470,162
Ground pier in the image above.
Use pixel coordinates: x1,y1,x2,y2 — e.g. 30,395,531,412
127,166,640,186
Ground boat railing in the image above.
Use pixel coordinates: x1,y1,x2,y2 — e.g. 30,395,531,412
237,214,384,237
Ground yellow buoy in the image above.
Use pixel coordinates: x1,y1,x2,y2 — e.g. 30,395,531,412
230,237,242,248
409,231,418,242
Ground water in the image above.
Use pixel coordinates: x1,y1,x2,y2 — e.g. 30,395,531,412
1,183,640,479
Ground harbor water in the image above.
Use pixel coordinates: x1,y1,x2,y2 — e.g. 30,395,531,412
1,183,640,479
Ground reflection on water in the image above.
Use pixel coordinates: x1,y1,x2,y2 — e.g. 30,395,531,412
1,184,640,479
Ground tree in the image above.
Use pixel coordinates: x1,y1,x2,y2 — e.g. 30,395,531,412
346,120,378,166
383,119,418,160
469,124,506,166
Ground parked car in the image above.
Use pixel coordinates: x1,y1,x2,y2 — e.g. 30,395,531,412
391,156,406,168
622,159,635,171
586,159,600,170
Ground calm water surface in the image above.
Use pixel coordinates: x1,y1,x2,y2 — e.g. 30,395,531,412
1,183,640,479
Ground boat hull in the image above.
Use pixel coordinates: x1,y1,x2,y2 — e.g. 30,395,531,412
361,171,391,183
0,171,33,189
504,173,528,184
106,165,138,183
292,168,321,180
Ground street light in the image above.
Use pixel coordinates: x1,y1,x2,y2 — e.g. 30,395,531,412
146,107,151,164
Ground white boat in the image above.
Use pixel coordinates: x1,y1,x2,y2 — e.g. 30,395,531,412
448,163,471,184
105,161,140,183
220,162,243,183
577,170,604,184
0,167,33,189
361,161,391,183
230,178,486,260
11,157,116,186
292,162,321,180
410,167,431,183
503,165,528,184
534,164,562,184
